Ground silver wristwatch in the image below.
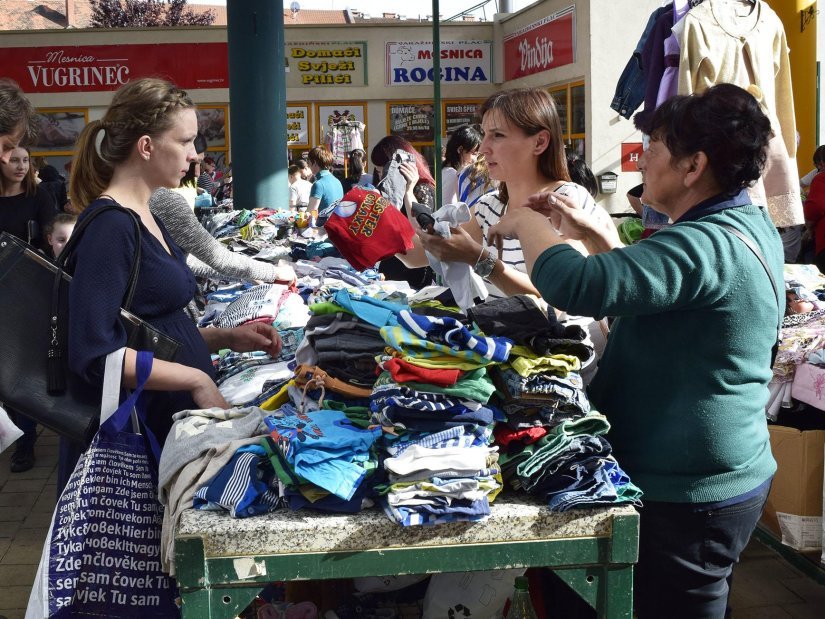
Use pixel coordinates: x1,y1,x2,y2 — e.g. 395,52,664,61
473,250,497,279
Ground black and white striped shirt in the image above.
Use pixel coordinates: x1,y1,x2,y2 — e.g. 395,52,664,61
474,183,602,298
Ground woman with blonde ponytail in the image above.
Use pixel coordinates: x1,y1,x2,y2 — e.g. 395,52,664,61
60,78,282,491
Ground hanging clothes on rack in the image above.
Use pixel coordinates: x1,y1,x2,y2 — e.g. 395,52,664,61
677,0,802,227
655,0,704,108
325,119,366,167
632,6,674,131
610,3,673,120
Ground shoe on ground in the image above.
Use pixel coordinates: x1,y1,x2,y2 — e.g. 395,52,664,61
10,445,35,473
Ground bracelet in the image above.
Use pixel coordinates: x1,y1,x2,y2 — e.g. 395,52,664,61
474,243,486,266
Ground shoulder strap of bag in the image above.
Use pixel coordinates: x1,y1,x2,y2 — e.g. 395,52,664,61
56,201,143,310
718,223,782,362
48,202,143,393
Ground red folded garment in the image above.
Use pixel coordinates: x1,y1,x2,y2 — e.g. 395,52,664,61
378,357,462,386
323,187,415,271
493,424,548,447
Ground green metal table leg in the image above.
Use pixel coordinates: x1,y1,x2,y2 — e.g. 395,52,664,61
207,587,262,619
554,566,634,618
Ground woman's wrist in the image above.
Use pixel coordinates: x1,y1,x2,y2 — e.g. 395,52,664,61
199,327,234,352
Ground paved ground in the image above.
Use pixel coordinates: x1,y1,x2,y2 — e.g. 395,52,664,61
2,428,825,618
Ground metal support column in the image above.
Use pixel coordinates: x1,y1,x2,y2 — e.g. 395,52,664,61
433,0,442,210
226,1,288,209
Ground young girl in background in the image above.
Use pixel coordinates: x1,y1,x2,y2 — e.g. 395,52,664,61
44,212,76,258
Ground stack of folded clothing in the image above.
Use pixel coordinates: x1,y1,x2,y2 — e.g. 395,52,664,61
262,403,382,512
202,284,311,407
372,309,512,525
510,413,642,511
466,295,642,511
295,288,409,389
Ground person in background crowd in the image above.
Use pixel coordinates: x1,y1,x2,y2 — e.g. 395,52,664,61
488,83,780,618
0,78,38,165
803,146,825,274
0,146,59,473
457,153,497,209
44,212,76,258
288,163,312,210
341,148,370,194
441,124,482,205
0,79,41,474
800,145,825,193
295,158,313,183
565,151,598,199
38,164,69,212
306,145,344,215
215,167,233,203
198,155,217,196
62,78,282,493
159,133,208,210
370,135,436,287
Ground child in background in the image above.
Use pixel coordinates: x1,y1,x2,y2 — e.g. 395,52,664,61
44,212,76,258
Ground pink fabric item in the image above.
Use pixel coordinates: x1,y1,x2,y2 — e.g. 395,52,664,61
284,601,318,619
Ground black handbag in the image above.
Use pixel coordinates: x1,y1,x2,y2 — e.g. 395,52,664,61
0,203,181,444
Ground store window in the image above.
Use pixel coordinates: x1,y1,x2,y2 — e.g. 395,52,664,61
287,102,313,164
316,102,368,177
196,105,230,173
549,81,586,159
29,107,88,176
387,101,437,171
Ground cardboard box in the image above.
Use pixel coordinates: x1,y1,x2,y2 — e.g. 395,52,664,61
760,425,825,551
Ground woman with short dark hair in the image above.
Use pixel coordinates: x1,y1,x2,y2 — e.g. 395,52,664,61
489,83,781,618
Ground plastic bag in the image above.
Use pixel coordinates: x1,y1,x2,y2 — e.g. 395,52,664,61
422,569,526,619
0,404,23,453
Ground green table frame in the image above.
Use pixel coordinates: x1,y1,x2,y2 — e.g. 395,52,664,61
174,498,639,618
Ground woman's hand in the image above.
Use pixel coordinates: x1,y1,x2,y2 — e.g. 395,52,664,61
190,370,230,409
399,162,419,194
526,191,623,254
419,225,482,264
229,323,283,357
487,207,550,245
525,191,594,240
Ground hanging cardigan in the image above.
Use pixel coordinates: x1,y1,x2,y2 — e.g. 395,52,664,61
677,0,802,227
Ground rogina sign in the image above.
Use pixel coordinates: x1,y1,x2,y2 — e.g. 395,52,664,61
386,41,492,86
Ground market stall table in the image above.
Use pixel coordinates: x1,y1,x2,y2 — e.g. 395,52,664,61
174,496,639,618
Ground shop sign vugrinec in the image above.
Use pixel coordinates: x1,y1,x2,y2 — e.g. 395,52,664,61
286,42,367,87
0,43,229,93
503,6,575,81
386,41,492,86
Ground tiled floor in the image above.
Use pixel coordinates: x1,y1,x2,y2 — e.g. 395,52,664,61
2,428,825,619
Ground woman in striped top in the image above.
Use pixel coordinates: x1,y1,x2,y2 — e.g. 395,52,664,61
397,87,609,301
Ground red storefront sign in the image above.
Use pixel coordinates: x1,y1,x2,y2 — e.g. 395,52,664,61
621,142,644,172
503,7,575,81
0,43,229,93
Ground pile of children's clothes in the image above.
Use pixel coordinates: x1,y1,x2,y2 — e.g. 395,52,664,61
159,280,642,537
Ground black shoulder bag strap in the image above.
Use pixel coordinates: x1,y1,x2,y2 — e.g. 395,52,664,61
48,202,143,393
718,224,782,366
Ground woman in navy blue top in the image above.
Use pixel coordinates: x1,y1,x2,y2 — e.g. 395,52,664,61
62,78,282,489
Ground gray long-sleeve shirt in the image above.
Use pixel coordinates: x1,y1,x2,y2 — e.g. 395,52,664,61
149,188,280,282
